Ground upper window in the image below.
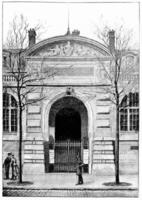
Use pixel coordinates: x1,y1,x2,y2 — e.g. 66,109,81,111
120,93,139,131
3,93,18,133
3,56,7,68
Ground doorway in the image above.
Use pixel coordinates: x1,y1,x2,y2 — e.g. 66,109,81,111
48,96,88,172
55,107,81,141
54,108,81,172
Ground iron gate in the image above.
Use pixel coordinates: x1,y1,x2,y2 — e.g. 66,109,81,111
54,140,82,172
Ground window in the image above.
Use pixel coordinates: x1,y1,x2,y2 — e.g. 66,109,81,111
3,56,7,68
120,93,139,131
3,93,18,133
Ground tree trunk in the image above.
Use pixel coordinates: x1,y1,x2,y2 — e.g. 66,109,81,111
19,106,23,183
115,100,120,184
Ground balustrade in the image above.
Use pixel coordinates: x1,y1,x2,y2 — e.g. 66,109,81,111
3,75,16,82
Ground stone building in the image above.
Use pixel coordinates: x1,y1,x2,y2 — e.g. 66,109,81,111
3,29,139,175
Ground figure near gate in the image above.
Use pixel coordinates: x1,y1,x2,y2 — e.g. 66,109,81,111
3,152,12,179
11,153,18,180
75,154,84,185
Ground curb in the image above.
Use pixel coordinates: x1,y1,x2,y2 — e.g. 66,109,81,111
3,187,138,191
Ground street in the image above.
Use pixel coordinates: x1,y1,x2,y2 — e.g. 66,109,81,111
3,188,138,197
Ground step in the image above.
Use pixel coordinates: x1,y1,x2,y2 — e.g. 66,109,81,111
24,140,43,145
93,150,114,154
93,140,114,145
24,144,44,150
93,145,113,150
93,154,114,160
24,149,44,154
24,159,44,163
24,153,44,160
93,159,114,164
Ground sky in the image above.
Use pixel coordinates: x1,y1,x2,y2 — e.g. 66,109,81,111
2,1,140,48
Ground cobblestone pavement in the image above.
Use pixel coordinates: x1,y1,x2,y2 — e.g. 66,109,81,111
3,188,138,197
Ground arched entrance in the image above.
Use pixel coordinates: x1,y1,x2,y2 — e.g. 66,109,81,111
48,96,88,172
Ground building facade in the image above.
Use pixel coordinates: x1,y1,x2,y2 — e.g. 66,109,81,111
3,29,139,175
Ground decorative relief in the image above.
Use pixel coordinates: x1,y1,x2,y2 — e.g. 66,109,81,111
36,41,102,57
66,87,74,95
125,56,134,66
75,88,96,102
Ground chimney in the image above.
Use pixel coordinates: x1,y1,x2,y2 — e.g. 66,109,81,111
72,29,80,36
108,30,115,53
28,29,36,47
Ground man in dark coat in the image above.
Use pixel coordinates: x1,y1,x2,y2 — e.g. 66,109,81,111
76,157,84,185
3,153,12,179
11,154,17,180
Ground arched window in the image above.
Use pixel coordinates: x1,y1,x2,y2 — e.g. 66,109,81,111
3,93,18,133
120,92,139,131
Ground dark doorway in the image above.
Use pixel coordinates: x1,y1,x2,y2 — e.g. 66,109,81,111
48,97,88,173
55,108,81,141
53,108,82,172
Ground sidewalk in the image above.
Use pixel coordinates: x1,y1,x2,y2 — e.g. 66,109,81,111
3,173,138,190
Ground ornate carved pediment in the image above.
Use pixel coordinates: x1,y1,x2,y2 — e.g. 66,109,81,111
34,41,104,57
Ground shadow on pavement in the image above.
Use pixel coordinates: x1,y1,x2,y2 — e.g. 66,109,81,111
7,181,33,186
103,182,132,186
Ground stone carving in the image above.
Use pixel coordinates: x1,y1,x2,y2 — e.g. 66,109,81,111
126,56,134,66
66,87,74,95
37,41,101,57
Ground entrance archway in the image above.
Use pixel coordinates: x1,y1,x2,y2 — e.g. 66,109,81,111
48,96,88,172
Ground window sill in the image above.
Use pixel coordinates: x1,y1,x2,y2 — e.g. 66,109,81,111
3,132,17,135
120,131,138,134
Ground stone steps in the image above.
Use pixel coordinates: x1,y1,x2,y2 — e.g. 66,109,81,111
92,140,115,175
23,140,45,174
24,140,44,162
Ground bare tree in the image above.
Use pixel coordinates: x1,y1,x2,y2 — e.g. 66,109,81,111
4,14,46,49
3,14,75,183
4,49,57,183
95,26,139,184
3,15,54,183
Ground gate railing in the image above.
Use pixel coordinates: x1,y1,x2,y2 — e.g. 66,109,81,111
54,140,82,172
47,138,89,172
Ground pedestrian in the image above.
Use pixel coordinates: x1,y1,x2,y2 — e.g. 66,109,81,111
3,152,12,179
75,157,84,185
11,153,17,180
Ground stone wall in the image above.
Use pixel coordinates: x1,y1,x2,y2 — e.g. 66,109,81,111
2,138,138,175
119,140,138,174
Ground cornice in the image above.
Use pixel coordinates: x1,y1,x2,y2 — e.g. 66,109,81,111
25,56,112,62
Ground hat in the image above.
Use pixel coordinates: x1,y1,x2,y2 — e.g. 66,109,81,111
8,152,11,156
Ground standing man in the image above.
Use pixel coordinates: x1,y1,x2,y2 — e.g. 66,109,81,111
76,156,84,185
3,153,12,179
11,153,17,180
